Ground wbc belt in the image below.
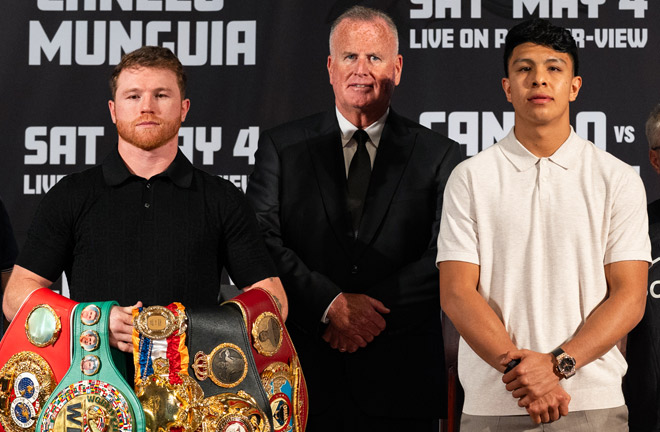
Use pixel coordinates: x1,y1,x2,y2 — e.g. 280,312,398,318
225,289,308,432
0,288,77,432
36,302,145,432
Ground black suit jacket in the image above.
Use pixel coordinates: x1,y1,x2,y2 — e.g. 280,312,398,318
246,109,461,419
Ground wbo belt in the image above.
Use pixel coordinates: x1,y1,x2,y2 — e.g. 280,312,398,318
0,288,77,432
36,301,145,432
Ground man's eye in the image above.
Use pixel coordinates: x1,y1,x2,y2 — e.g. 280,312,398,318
127,95,139,100
370,55,381,61
157,93,169,98
346,54,357,60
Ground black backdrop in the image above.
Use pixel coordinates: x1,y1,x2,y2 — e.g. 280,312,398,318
2,0,659,289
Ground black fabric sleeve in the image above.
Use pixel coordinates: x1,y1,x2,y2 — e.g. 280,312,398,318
218,179,277,288
15,176,76,282
0,198,18,271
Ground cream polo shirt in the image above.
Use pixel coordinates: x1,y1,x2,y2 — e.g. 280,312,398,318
437,127,651,416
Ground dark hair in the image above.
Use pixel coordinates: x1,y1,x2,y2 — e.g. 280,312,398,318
503,18,578,77
110,46,186,98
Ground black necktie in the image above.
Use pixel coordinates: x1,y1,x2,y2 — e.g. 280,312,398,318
347,129,371,236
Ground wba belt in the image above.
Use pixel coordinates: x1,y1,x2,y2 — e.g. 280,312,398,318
0,288,77,432
36,301,145,432
225,288,308,432
131,288,308,432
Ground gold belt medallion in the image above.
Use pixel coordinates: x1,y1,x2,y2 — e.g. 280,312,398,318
251,312,283,357
192,344,248,388
134,306,186,340
0,352,56,432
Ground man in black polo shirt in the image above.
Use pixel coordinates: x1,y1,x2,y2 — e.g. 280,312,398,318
2,46,287,352
0,197,19,336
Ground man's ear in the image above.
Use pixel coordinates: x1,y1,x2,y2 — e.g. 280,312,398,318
502,78,512,103
108,100,117,124
569,75,582,102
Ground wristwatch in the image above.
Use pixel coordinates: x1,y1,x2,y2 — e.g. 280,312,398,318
551,347,576,379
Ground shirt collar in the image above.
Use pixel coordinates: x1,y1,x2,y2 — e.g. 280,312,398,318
498,126,583,172
335,107,388,148
102,147,194,188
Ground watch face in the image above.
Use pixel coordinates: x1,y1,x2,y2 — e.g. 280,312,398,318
559,356,576,372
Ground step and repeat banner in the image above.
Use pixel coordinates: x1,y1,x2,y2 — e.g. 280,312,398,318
1,0,659,249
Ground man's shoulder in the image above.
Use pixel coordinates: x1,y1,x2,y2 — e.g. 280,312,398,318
262,112,332,140
575,134,636,172
49,164,105,194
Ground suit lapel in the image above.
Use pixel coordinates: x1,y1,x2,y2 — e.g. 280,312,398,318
355,110,416,257
307,112,354,255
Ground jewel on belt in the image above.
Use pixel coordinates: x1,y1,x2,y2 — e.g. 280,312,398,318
25,304,62,348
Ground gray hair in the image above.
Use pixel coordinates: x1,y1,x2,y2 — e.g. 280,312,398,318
329,6,399,55
647,104,660,150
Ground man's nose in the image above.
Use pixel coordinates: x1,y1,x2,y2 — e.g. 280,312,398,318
354,56,369,75
140,95,156,113
531,70,547,87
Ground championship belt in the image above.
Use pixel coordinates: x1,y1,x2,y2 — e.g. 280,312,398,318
0,288,77,432
134,303,271,432
226,289,308,432
36,302,145,432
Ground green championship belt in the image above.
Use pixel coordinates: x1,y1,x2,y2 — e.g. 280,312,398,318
35,302,145,432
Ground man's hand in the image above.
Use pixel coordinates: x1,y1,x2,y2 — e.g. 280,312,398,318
525,385,570,424
324,293,389,351
109,301,142,353
322,325,360,353
502,349,560,407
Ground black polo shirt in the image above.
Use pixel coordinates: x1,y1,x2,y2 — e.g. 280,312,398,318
17,148,276,307
0,197,18,271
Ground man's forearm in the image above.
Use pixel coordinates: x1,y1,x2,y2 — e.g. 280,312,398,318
561,261,647,370
2,265,52,321
439,261,517,371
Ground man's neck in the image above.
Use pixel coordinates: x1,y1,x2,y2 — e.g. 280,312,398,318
338,106,387,130
513,121,572,158
117,139,178,179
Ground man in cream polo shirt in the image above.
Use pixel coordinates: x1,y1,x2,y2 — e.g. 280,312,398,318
437,18,650,431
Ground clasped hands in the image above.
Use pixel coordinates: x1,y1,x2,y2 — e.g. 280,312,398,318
322,293,390,353
501,350,571,424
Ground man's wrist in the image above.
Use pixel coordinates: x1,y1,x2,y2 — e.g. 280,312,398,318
551,347,576,379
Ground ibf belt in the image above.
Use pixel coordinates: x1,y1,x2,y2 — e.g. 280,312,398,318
36,302,145,432
227,289,308,432
0,288,77,432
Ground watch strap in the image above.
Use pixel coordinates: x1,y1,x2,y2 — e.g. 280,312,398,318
551,347,565,358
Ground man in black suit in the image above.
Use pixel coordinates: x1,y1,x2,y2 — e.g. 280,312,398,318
246,6,461,431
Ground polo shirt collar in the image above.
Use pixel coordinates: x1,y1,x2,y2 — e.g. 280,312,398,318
499,126,583,172
102,147,193,188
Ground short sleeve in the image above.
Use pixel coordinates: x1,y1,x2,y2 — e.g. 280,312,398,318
436,164,480,266
16,177,76,281
218,182,277,288
604,167,651,265
0,198,18,271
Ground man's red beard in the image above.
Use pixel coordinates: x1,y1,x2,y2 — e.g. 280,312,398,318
116,115,181,151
